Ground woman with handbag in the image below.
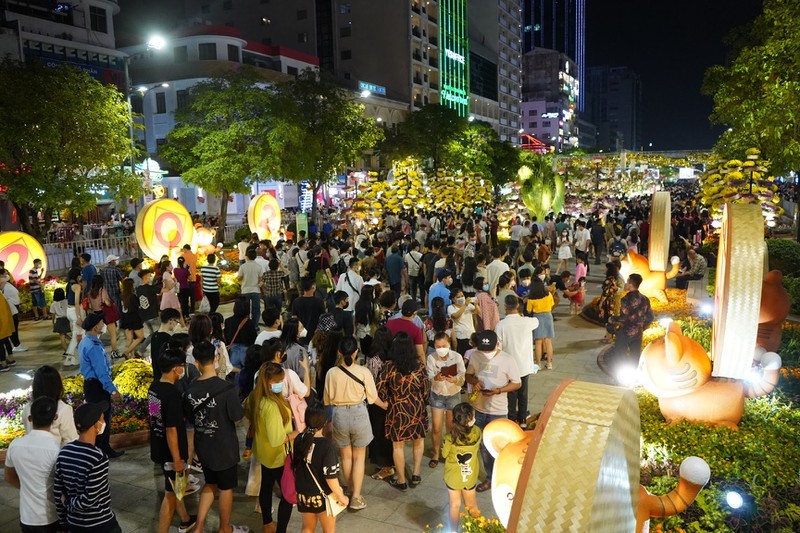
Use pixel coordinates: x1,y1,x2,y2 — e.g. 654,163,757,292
307,247,333,301
525,267,556,370
86,275,120,358
323,336,388,511
246,362,299,533
293,407,348,533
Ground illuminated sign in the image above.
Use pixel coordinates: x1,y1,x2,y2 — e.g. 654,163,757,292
439,0,469,117
0,231,47,281
541,112,559,119
358,81,386,95
247,193,282,242
135,199,195,260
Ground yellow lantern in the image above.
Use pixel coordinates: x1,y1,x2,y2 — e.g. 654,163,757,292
135,199,195,260
247,193,282,242
0,231,47,281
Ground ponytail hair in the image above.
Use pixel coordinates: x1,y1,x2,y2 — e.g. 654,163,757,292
338,336,359,366
292,406,327,468
450,402,476,445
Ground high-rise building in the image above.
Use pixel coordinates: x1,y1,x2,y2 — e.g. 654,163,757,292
584,66,642,151
520,47,578,151
522,0,585,111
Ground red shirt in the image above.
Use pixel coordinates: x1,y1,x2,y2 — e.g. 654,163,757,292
386,317,424,346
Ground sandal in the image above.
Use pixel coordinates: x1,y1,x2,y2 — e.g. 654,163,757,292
410,475,422,487
389,479,408,492
371,466,395,480
428,459,439,468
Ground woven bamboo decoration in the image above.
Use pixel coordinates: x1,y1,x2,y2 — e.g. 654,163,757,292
711,203,764,378
648,191,671,272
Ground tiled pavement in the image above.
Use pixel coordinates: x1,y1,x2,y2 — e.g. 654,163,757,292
0,265,612,532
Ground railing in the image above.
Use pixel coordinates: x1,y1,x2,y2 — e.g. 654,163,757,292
222,224,248,243
45,236,138,275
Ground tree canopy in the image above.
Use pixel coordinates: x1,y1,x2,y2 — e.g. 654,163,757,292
0,60,136,237
703,0,800,174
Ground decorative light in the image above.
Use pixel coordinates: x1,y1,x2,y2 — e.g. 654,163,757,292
615,365,639,388
360,89,371,98
658,317,673,328
726,491,743,509
147,35,167,50
700,303,713,315
468,116,475,122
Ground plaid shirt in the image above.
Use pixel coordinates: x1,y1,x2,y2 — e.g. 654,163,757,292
262,270,283,297
100,266,124,305
617,290,654,337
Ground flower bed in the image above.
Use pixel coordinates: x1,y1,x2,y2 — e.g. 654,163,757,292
0,359,154,449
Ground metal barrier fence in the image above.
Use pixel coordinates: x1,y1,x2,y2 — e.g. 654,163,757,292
45,236,138,274
222,224,248,243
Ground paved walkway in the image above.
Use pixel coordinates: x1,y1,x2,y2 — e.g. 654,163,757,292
0,265,611,532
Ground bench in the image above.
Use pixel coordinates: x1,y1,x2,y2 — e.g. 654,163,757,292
686,270,711,306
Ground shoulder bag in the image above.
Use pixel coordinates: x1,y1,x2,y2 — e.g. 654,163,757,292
306,462,346,517
315,258,332,288
226,317,249,349
280,444,297,504
338,365,368,404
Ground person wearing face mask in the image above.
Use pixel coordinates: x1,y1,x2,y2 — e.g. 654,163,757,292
280,317,312,383
78,312,123,459
54,401,120,532
148,348,197,533
428,269,454,316
448,288,480,356
524,267,556,370
556,227,573,275
464,330,521,493
496,295,540,425
515,270,533,299
426,332,466,469
441,402,482,533
473,276,499,331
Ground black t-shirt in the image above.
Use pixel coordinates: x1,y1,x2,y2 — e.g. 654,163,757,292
553,279,568,292
136,284,159,320
224,315,257,347
423,252,439,284
294,435,341,496
292,296,326,334
148,380,188,465
150,332,173,380
307,257,330,278
332,308,354,337
183,377,243,471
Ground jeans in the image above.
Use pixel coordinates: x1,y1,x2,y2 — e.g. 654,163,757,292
591,240,605,264
84,379,113,454
612,330,644,368
243,292,261,327
474,411,505,479
230,343,248,369
675,273,703,290
138,318,158,353
263,294,283,312
507,374,529,422
409,276,422,304
260,464,292,530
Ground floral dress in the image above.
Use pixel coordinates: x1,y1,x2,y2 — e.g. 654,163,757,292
377,361,430,442
598,276,619,324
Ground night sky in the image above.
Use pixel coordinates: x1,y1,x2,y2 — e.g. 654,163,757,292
587,0,762,151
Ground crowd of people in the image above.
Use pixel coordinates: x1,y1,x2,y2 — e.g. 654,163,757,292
3,193,714,533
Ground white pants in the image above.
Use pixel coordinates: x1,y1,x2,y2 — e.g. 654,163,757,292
66,307,84,355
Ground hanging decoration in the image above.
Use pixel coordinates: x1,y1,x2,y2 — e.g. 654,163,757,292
247,192,282,242
0,231,47,281
135,199,195,260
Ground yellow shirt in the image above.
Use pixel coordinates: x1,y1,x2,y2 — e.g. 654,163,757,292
324,364,379,406
250,397,292,469
526,292,554,314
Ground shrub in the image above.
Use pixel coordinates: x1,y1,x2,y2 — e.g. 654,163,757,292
767,238,800,277
234,225,251,244
782,275,800,314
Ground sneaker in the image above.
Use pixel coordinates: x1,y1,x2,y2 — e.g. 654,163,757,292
0,365,9,372
6,359,17,366
349,495,367,510
12,344,28,353
531,364,540,374
110,350,123,359
189,459,203,473
178,515,197,533
188,474,201,486
230,526,249,533
545,360,553,370
64,356,78,367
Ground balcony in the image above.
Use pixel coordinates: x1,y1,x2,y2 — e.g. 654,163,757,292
413,52,422,61
413,76,423,85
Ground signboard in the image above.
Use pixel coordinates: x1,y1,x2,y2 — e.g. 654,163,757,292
295,213,309,239
358,81,386,95
439,0,470,117
135,199,195,260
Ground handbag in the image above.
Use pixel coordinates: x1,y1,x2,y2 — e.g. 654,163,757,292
226,317,249,349
286,374,307,432
280,445,297,505
198,295,211,313
306,462,346,517
315,258,332,288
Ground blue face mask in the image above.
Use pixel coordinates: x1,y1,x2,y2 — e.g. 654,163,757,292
483,283,489,292
270,382,285,394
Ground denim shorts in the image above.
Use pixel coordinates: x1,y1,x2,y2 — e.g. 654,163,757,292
331,403,373,448
31,291,46,308
430,391,461,411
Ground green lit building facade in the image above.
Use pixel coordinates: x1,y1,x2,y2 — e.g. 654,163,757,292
439,0,470,117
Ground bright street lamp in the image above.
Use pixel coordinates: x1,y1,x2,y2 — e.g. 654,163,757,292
147,35,167,50
360,89,371,98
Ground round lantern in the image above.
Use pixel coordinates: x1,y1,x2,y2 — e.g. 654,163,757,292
247,193,282,241
0,231,47,281
135,199,195,260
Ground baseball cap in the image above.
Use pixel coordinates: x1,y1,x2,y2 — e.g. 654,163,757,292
130,258,143,269
401,299,419,317
475,330,498,352
106,254,120,263
82,312,104,331
74,401,109,432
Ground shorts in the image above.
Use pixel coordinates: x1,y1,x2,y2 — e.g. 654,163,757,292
445,483,477,491
430,391,461,411
297,491,329,514
31,291,46,308
161,465,177,493
331,403,373,449
202,463,238,490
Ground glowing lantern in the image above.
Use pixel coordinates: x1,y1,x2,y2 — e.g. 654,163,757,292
0,231,47,281
135,199,195,260
247,193,282,242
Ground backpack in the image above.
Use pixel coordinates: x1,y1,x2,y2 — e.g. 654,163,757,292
331,254,349,276
609,237,627,258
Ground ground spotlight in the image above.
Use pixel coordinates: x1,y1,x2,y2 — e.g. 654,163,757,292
615,364,639,388
360,89,371,98
700,303,713,315
726,491,743,509
15,371,33,381
659,317,673,328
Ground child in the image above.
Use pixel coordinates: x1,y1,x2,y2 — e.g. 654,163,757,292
567,277,587,315
442,402,482,533
50,288,71,355
515,270,532,299
574,255,588,283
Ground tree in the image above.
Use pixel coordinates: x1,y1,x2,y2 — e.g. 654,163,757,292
160,67,279,225
0,60,136,238
486,139,521,198
385,104,468,171
702,0,800,175
271,70,384,223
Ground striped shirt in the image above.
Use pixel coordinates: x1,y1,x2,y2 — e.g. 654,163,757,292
54,441,117,531
200,265,221,293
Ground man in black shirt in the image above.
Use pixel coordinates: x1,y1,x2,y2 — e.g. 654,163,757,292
149,348,196,533
291,278,326,344
150,308,181,380
330,291,354,336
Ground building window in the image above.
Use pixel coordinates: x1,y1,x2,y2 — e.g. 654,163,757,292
155,92,167,114
287,66,299,77
89,6,107,33
227,44,239,62
339,26,351,37
198,43,217,60
343,72,351,80
529,122,537,128
340,3,351,14
298,32,308,43
223,0,232,9
542,121,551,127
297,9,308,20
176,90,188,110
528,109,535,116
174,46,188,63
131,97,143,114
340,50,352,60
201,4,210,14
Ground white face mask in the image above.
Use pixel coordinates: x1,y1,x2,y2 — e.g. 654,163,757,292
482,350,497,360
299,328,307,338
100,324,108,335
521,279,531,287
456,297,466,305
538,274,546,281
435,347,449,357
97,421,106,435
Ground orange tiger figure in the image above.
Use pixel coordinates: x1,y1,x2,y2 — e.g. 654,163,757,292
619,251,680,302
756,270,791,352
640,322,782,429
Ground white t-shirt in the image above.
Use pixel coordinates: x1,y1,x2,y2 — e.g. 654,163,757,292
448,303,476,339
486,259,510,296
336,269,363,311
466,350,521,416
495,313,540,376
5,430,60,526
237,241,249,261
255,329,282,346
405,250,423,277
509,224,523,241
574,228,591,252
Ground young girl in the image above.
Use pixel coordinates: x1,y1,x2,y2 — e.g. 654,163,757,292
442,402,482,532
567,277,587,315
119,278,144,359
426,332,466,468
574,254,588,283
294,407,348,533
556,229,572,275
50,288,71,355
